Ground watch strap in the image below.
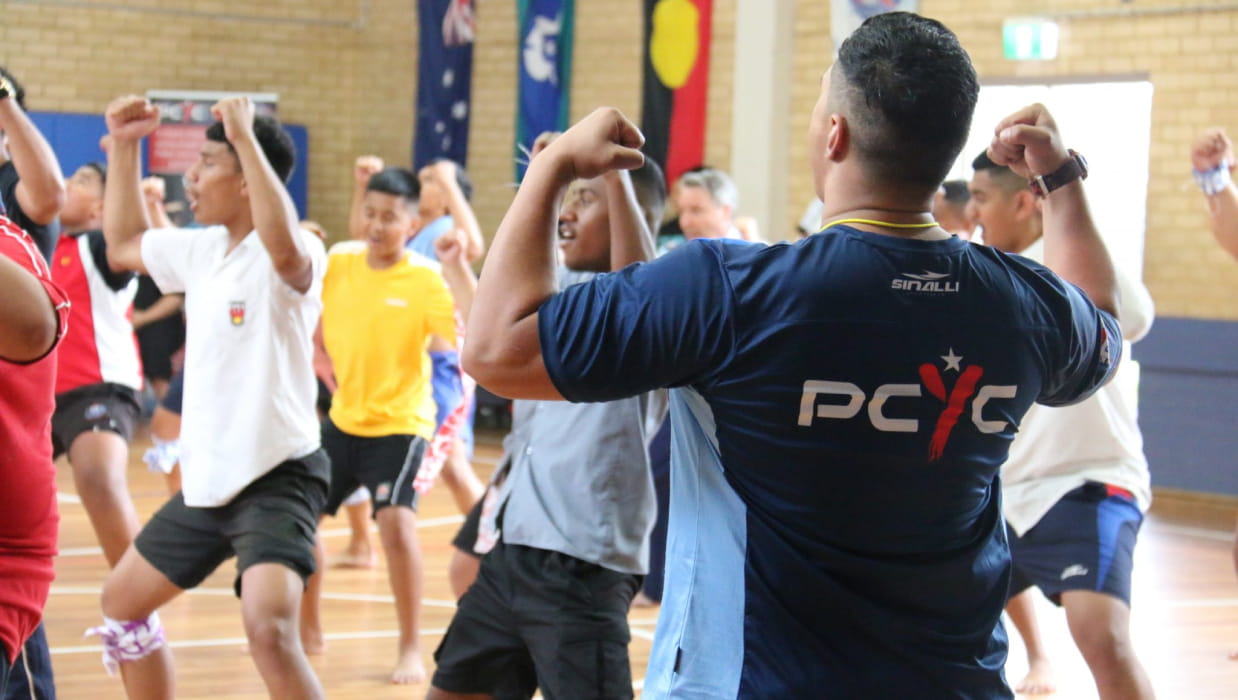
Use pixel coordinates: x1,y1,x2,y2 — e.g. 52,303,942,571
1029,149,1087,197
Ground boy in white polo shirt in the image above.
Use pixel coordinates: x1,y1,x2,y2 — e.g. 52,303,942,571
91,94,329,700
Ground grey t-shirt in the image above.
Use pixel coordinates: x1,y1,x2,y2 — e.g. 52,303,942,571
494,268,664,574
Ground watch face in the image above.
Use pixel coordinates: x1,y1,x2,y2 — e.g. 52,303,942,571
1074,151,1088,178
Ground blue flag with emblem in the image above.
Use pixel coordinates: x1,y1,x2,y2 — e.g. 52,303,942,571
415,0,477,168
515,0,574,180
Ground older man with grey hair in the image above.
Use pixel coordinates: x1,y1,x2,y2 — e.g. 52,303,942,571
676,167,742,241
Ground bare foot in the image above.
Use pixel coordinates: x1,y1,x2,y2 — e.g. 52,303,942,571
331,548,377,569
1015,657,1057,696
391,647,427,685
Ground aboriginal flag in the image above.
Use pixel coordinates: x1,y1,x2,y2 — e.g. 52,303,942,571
641,0,712,187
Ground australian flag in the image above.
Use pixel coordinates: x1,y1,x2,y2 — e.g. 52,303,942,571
515,0,574,180
415,0,477,168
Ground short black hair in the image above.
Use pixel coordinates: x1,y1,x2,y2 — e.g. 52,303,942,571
629,157,668,233
428,158,473,201
84,161,107,184
367,166,420,206
834,12,978,189
204,115,296,184
971,150,1027,193
941,179,969,205
0,67,27,111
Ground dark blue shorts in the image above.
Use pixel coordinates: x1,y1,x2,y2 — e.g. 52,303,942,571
1007,482,1143,606
160,369,184,415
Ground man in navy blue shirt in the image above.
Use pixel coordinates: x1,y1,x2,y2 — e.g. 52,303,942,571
458,12,1123,700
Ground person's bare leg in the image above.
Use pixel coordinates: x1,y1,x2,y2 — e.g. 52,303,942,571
439,439,484,515
240,562,324,700
99,546,181,700
447,548,481,601
1061,590,1154,700
68,431,141,567
376,505,427,684
1005,589,1056,695
334,496,376,569
299,519,328,655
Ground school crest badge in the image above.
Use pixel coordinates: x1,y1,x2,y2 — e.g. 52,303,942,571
229,301,246,326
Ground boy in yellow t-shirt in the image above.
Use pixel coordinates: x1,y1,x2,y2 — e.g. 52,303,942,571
305,166,475,685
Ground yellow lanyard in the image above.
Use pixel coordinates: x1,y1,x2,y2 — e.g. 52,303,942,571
822,217,940,231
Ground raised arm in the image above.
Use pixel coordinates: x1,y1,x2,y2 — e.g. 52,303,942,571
0,86,64,226
348,155,383,241
988,103,1118,317
141,176,175,230
1191,128,1238,261
426,160,485,262
462,107,645,398
603,169,655,269
102,95,160,275
212,97,313,293
0,250,60,362
434,227,478,323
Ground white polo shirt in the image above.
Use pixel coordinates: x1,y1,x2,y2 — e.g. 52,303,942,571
142,225,326,507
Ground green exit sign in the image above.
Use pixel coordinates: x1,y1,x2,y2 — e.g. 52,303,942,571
1003,18,1060,61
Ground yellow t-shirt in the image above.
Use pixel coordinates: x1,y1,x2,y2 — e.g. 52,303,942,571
322,242,457,438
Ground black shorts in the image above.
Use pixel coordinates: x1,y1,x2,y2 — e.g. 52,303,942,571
321,418,427,516
452,492,485,558
136,320,184,382
1007,482,1144,606
432,540,641,700
51,383,141,458
134,449,329,595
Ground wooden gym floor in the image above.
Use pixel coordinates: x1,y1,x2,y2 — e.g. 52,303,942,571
40,427,1238,698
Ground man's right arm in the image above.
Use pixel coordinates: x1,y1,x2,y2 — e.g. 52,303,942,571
102,96,161,275
348,155,383,241
988,103,1118,317
0,94,64,226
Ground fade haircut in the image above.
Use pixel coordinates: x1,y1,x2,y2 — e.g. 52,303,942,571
678,168,738,211
629,157,668,234
204,115,297,184
367,167,421,209
833,12,978,189
427,157,474,201
971,151,1028,194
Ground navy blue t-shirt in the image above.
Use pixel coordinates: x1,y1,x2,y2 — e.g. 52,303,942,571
539,226,1121,699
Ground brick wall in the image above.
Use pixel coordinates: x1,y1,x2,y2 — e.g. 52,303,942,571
3,0,1234,318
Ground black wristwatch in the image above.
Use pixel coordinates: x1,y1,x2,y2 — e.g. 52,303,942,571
1029,150,1087,197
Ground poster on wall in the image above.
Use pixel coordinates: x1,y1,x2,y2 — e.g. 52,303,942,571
515,0,574,181
415,0,477,169
641,0,712,188
830,0,919,48
146,90,278,226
